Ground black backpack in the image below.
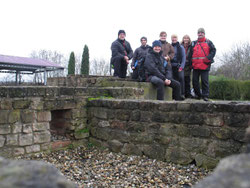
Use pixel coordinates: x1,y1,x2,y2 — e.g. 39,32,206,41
137,57,146,82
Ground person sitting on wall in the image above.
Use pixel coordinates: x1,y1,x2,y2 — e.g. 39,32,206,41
144,40,182,101
110,30,133,78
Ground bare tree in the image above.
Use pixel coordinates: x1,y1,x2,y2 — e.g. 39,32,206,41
89,58,111,76
30,50,67,78
215,42,250,80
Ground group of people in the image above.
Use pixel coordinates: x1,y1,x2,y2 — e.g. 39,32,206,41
110,28,216,101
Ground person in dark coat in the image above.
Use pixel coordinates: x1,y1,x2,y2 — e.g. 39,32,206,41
131,36,150,80
171,34,186,99
111,30,133,78
144,40,182,101
181,35,193,98
189,28,216,101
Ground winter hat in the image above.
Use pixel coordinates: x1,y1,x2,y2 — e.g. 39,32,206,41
197,28,205,34
141,36,147,41
152,40,162,48
118,30,126,36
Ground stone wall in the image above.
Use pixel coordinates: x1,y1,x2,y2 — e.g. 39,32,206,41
47,76,172,101
0,86,89,157
88,99,250,169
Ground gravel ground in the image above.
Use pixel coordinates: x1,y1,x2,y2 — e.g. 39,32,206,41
15,146,211,188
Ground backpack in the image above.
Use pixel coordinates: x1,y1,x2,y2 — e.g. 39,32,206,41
137,57,146,82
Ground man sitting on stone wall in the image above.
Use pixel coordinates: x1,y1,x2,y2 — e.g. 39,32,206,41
144,40,183,101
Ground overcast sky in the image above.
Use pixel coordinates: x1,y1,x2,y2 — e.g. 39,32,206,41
1,0,250,66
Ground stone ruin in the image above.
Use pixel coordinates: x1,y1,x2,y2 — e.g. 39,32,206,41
0,75,249,187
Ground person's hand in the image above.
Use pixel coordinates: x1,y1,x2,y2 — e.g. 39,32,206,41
165,79,171,86
132,66,135,70
124,56,129,64
178,67,183,72
165,56,170,61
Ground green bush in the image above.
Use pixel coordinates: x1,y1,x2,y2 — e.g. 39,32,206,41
209,79,250,100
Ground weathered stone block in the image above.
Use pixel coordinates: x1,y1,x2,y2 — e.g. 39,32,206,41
126,122,145,132
12,100,31,109
166,147,193,165
26,145,41,153
13,147,25,156
179,137,210,154
30,98,44,110
8,110,20,123
41,143,51,151
21,111,35,123
130,110,141,121
0,135,5,147
74,132,89,139
152,111,168,123
93,107,108,119
97,121,110,128
34,131,51,144
0,148,12,157
108,140,123,153
195,154,219,169
51,141,71,150
22,124,33,133
142,144,165,160
211,128,232,140
140,111,152,122
0,111,8,124
33,122,50,131
206,140,242,158
8,88,26,98
129,132,154,144
110,121,126,130
224,113,249,127
37,111,51,122
12,123,22,133
6,134,18,146
233,128,246,142
204,113,224,126
190,125,211,138
0,125,11,134
0,100,12,110
115,110,130,121
177,103,191,111
19,133,33,146
158,102,177,111
89,137,108,148
121,143,142,156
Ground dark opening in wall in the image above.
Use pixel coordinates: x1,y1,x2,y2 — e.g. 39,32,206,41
50,109,72,141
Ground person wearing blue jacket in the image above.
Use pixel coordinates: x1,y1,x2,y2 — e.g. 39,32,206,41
171,34,186,99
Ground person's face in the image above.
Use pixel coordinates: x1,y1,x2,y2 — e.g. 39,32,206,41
141,39,147,46
171,36,178,44
153,46,161,53
183,37,190,44
160,34,167,41
118,33,126,40
198,32,205,39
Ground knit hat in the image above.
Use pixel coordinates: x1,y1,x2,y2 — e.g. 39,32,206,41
141,36,147,41
197,28,205,34
118,30,126,36
152,40,162,48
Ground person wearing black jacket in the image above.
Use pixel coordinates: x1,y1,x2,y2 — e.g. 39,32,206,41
131,36,150,80
144,40,182,101
111,30,133,78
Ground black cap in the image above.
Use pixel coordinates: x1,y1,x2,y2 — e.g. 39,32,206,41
118,30,126,36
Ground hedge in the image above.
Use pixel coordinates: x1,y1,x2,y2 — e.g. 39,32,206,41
209,79,250,100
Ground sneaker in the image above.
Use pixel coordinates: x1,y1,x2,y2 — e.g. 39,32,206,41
203,97,209,101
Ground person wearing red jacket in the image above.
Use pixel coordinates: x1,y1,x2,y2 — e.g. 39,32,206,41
189,28,216,101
